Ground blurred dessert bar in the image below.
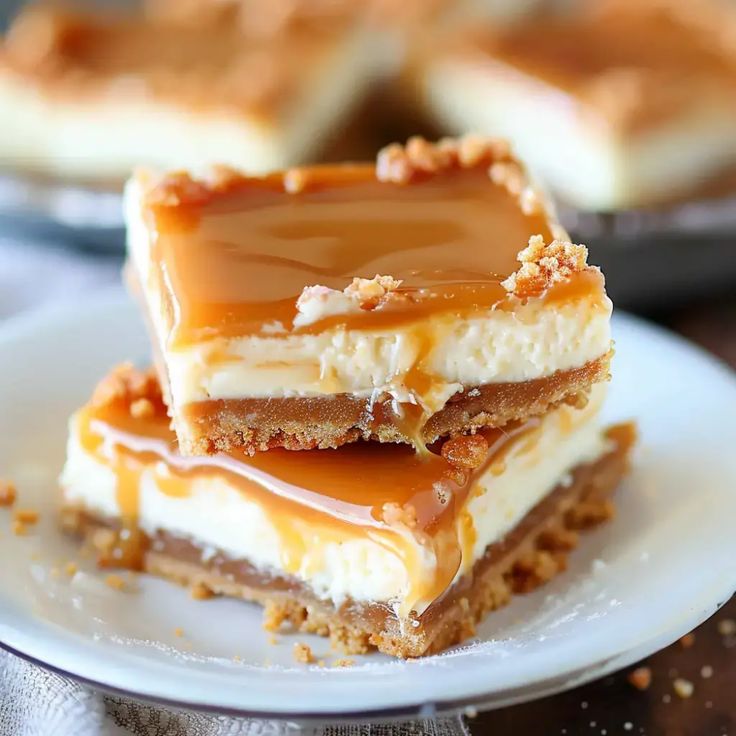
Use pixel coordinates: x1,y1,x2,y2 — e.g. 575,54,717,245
60,364,635,657
0,3,379,180
416,1,736,211
125,136,613,455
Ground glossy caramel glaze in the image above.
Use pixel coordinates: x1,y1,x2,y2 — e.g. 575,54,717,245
141,162,576,346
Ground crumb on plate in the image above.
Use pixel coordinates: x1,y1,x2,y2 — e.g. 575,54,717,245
293,642,315,664
0,479,17,507
673,678,694,699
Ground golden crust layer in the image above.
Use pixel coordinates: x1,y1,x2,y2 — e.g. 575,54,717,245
62,422,635,658
176,355,610,455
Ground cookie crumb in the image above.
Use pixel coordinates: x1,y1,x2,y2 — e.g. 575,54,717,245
190,581,214,600
717,618,736,636
13,508,39,525
679,632,695,649
174,627,184,638
333,658,355,668
317,659,326,668
64,561,78,577
293,642,315,664
104,574,126,591
628,666,652,691
0,480,17,507
673,678,694,699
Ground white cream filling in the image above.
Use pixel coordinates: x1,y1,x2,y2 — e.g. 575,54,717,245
424,60,736,211
60,385,610,613
0,26,379,179
164,298,611,409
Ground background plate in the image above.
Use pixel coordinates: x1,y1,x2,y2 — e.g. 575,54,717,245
0,291,733,719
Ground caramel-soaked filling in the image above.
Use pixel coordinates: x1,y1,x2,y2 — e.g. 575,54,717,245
147,165,563,347
76,398,540,613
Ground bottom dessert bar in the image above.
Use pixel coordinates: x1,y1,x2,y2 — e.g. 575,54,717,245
60,366,634,658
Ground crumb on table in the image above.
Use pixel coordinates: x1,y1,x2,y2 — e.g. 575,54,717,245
293,642,315,664
679,632,695,649
333,658,355,668
628,666,652,691
673,678,694,699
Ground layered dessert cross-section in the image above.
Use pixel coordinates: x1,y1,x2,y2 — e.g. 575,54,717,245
0,3,379,180
126,136,613,455
60,365,635,658
417,1,736,210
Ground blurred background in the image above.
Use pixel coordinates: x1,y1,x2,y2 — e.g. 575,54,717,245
0,0,733,732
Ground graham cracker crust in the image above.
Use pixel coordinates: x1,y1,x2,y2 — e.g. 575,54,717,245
179,355,611,455
62,422,634,658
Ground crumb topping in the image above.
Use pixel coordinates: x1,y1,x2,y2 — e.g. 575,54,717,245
0,479,17,507
502,235,590,299
294,275,403,328
376,135,515,185
293,641,315,664
381,502,418,529
91,363,165,416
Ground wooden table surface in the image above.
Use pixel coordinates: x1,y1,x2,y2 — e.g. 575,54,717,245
470,297,736,736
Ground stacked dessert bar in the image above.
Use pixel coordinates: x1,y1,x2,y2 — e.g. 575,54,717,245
60,136,635,657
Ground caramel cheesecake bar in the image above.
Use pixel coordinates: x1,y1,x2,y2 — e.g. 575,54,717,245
126,136,613,455
60,365,635,658
0,4,378,180
418,2,736,210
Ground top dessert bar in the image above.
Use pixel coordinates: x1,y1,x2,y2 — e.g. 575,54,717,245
418,1,736,210
126,136,613,456
0,3,377,180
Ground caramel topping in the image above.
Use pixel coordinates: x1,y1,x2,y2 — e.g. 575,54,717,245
74,366,548,612
2,4,346,117
139,137,600,347
454,6,736,132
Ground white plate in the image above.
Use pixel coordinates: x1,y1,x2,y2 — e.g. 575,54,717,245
0,290,734,720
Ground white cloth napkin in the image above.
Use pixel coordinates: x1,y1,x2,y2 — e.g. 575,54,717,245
0,237,469,735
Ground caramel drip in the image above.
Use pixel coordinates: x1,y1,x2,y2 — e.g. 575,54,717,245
75,399,542,612
147,166,562,347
